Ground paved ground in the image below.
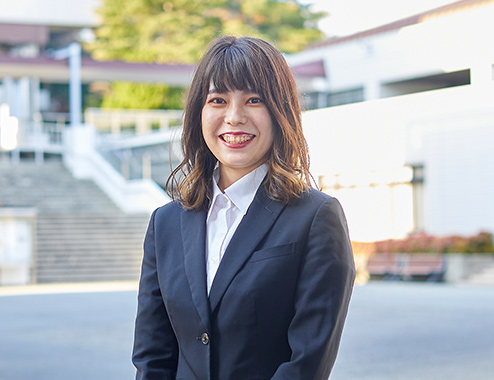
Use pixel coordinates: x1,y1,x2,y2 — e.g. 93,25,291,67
331,282,494,380
0,281,493,380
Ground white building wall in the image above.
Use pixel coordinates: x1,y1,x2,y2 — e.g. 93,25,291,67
420,112,494,236
303,96,413,242
303,83,494,242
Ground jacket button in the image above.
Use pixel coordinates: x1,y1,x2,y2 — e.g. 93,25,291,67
201,332,209,345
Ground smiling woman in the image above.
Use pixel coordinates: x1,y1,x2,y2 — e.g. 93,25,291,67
132,36,356,380
167,36,313,210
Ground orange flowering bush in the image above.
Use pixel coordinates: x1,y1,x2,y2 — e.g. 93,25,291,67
373,231,494,254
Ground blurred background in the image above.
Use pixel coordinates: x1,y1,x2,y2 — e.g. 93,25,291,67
0,0,493,378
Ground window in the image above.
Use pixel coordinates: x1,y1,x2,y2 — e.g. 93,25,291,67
327,88,364,107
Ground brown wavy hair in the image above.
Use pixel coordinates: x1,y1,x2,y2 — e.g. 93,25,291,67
166,36,313,210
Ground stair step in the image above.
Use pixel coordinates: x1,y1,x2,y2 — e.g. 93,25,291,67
0,161,152,283
36,273,140,283
37,262,142,269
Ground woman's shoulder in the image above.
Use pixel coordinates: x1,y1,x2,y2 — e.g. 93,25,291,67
290,187,345,215
153,199,208,219
153,199,185,220
300,187,337,205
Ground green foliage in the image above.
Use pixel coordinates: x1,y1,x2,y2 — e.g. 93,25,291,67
96,81,184,109
87,0,326,64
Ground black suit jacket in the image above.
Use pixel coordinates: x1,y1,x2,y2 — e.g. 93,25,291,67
132,186,355,380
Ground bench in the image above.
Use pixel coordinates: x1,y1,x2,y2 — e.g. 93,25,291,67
366,253,445,282
366,253,400,281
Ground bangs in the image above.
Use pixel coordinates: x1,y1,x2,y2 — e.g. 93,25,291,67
207,44,264,95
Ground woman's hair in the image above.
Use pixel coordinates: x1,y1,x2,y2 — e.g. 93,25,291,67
166,35,313,210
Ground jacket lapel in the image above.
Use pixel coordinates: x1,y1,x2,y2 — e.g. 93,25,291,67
209,187,286,314
181,207,211,330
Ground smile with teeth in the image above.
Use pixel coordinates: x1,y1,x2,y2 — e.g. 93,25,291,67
221,134,254,144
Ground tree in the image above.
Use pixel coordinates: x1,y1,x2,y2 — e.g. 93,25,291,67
85,0,325,109
98,82,184,109
87,0,325,64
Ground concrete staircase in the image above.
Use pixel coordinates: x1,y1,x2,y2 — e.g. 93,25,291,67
0,160,151,283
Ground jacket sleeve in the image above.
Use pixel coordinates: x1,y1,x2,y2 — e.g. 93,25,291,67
271,197,356,380
132,209,179,380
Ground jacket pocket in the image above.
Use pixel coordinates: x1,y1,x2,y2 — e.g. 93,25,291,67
249,242,298,262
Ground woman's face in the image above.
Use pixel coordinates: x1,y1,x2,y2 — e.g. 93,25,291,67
201,86,274,189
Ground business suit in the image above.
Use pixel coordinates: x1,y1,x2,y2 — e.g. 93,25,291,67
133,185,355,380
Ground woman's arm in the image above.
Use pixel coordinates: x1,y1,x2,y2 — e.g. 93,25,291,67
132,209,179,380
272,197,356,380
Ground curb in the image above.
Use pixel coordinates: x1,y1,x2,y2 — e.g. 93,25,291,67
0,281,139,296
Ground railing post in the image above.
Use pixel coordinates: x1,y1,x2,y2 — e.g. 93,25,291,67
121,156,130,180
142,153,151,179
160,116,169,131
111,113,121,136
33,113,44,164
137,114,148,135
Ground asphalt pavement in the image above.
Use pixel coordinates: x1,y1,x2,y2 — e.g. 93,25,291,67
1,281,493,380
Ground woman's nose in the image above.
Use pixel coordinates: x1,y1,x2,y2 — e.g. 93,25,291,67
224,102,247,126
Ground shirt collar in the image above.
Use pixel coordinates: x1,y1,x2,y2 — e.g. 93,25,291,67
209,163,268,217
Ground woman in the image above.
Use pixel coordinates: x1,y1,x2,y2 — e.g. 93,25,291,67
133,36,355,380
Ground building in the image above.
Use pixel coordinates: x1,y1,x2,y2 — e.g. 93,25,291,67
0,0,194,162
287,0,494,241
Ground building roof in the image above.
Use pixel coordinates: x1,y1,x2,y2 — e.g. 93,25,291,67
308,0,494,49
290,60,326,78
0,23,49,45
0,53,321,85
0,54,195,85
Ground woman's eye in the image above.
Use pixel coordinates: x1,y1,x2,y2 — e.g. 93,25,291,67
210,98,226,104
247,97,263,104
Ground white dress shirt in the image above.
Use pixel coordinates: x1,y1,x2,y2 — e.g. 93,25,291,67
206,163,268,294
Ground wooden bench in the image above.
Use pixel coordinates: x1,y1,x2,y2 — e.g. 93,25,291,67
366,253,400,280
398,254,445,282
366,253,445,282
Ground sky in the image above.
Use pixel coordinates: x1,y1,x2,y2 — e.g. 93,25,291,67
299,0,460,37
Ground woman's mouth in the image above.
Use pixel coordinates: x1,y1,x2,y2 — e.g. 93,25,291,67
220,133,255,144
